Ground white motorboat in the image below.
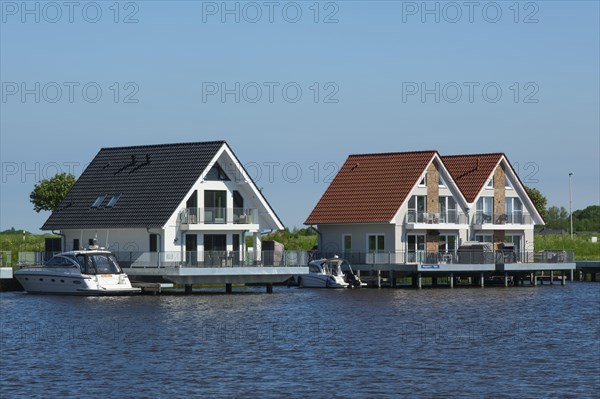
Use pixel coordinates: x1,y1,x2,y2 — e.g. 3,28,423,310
14,247,140,295
298,257,364,288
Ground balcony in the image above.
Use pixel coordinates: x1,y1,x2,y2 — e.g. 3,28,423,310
179,207,258,228
404,210,468,228
472,211,531,228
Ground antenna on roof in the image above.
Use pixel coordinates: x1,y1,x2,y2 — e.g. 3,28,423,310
114,154,137,175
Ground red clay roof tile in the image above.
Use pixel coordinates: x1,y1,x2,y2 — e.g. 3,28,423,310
305,151,437,224
441,153,504,203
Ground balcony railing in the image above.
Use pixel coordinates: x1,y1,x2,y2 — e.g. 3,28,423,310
405,210,467,224
179,208,258,225
472,211,531,225
114,250,308,268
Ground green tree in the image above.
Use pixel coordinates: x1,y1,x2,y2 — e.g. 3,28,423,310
29,173,76,212
573,205,600,232
525,186,547,220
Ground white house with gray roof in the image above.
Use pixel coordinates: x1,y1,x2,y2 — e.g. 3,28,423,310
43,141,284,266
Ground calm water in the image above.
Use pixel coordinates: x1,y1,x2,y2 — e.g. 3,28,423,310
1,283,599,398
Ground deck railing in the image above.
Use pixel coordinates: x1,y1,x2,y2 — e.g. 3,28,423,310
472,211,532,225
8,249,575,268
179,208,258,225
405,210,467,224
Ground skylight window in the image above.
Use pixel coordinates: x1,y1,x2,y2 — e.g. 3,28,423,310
91,195,107,208
106,194,121,208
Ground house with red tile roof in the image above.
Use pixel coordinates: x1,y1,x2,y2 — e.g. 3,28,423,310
305,150,544,265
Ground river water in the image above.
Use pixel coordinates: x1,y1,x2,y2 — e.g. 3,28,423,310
1,283,598,398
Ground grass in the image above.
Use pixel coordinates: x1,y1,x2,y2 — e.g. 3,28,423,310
0,232,57,266
534,234,599,260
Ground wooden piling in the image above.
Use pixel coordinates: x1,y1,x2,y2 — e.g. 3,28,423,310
266,283,273,293
225,283,232,294
449,273,454,288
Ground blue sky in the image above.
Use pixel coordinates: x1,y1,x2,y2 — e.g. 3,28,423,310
1,0,599,232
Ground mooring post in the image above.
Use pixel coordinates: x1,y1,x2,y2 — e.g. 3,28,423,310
417,273,422,289
480,273,485,288
550,271,554,285
449,273,454,288
561,271,566,286
225,283,232,294
184,284,193,294
504,272,509,287
377,270,381,288
569,269,573,281
533,274,538,286
266,283,273,293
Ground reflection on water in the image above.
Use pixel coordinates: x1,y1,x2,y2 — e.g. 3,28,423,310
1,284,599,398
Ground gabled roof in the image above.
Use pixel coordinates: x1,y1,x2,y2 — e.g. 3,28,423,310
305,151,437,224
441,153,504,203
43,141,227,229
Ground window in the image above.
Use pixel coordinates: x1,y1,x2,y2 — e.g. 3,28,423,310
368,235,385,252
343,235,352,252
407,234,426,262
486,177,494,189
106,194,121,208
419,175,427,186
439,196,457,223
205,163,230,181
438,235,457,254
505,176,513,189
73,239,80,251
475,235,493,243
91,195,106,207
476,197,494,224
204,190,227,223
408,195,427,223
149,234,158,252
438,174,446,187
505,197,523,223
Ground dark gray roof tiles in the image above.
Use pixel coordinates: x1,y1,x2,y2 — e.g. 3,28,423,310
42,141,226,229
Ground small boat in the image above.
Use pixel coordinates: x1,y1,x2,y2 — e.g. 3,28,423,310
14,246,140,295
298,257,366,288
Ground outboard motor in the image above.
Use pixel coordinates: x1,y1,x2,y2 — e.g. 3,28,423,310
344,271,363,287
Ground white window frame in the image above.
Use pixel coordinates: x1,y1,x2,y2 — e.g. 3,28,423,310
485,177,494,189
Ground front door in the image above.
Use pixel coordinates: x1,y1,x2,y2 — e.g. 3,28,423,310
204,234,227,266
185,234,197,266
407,234,426,263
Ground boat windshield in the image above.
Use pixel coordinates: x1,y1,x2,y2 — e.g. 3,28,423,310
44,255,78,268
90,255,122,274
74,254,122,275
